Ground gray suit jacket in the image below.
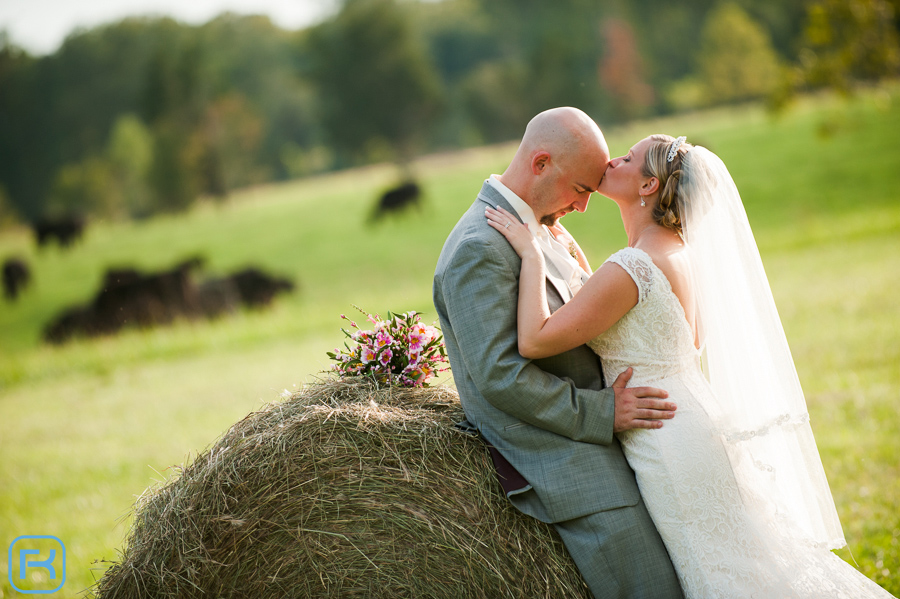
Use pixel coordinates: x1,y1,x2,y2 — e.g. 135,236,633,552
433,182,641,523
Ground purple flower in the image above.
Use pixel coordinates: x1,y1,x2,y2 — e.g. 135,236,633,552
329,308,446,387
379,348,393,366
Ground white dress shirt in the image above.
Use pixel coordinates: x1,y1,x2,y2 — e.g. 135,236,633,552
486,176,590,298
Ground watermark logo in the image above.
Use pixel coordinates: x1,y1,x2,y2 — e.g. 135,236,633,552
8,536,66,594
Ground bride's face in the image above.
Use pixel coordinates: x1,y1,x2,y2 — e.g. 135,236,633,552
598,137,653,203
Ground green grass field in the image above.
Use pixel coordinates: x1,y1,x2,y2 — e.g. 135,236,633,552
1,86,899,597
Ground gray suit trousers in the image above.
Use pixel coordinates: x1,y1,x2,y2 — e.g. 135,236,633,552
554,496,682,599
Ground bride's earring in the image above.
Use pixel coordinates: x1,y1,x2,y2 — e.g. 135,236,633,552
640,195,646,207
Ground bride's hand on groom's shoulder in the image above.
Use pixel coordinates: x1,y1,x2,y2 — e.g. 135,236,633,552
611,367,677,433
485,206,541,260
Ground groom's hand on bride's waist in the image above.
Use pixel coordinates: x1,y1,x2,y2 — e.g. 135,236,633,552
612,367,677,433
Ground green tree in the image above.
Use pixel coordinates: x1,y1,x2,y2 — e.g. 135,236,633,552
0,37,47,220
459,60,532,144
147,122,200,213
306,0,444,167
47,158,121,217
801,0,899,91
0,183,21,228
107,114,154,218
475,0,608,121
697,3,782,105
768,0,900,112
197,93,266,196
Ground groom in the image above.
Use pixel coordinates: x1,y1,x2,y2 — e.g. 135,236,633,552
433,107,683,599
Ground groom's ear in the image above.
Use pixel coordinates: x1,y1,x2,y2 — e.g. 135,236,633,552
531,151,551,175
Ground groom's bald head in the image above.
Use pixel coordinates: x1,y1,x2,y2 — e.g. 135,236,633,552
499,107,609,225
520,107,607,166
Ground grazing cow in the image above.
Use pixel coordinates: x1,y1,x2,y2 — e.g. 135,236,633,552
368,181,421,223
43,259,295,343
44,259,205,343
197,277,241,319
33,215,86,248
2,257,31,301
89,259,206,334
229,268,295,308
43,305,92,344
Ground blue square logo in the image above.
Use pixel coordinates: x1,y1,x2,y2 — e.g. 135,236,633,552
8,536,66,594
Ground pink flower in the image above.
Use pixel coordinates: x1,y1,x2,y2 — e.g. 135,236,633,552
329,308,445,387
408,332,425,354
379,348,393,366
375,331,392,348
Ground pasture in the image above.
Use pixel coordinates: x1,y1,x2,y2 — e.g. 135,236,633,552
1,85,899,597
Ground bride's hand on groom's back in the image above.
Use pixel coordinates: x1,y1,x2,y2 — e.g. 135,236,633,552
611,367,677,433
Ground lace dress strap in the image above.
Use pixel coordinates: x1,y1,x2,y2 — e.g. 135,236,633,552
604,247,654,303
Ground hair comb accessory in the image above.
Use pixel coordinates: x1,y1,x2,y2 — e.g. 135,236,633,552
667,136,687,162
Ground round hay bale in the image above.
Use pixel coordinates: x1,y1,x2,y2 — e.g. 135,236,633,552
93,378,591,599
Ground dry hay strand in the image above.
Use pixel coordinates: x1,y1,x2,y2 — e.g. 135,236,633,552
92,377,590,599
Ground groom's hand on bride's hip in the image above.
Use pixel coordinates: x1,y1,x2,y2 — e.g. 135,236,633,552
612,367,676,432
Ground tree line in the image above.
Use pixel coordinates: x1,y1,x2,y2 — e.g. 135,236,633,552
0,0,897,222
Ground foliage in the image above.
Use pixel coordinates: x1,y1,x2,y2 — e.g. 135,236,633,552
803,0,900,87
599,19,655,120
771,0,900,110
0,183,20,227
0,16,320,220
328,308,448,387
459,59,533,144
305,0,444,167
47,157,120,218
697,3,782,105
475,0,608,119
0,0,894,219
146,120,200,213
107,114,153,218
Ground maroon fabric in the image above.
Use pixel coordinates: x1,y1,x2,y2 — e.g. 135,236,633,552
485,442,530,495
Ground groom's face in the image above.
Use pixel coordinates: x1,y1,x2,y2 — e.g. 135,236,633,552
533,151,609,227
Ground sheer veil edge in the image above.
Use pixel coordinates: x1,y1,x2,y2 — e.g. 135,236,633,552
680,147,845,550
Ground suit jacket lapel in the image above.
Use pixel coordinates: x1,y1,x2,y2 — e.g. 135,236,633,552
476,183,573,304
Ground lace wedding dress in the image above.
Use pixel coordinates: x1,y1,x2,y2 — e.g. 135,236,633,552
587,247,895,599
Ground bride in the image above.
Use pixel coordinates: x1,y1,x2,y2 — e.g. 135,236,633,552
485,135,894,598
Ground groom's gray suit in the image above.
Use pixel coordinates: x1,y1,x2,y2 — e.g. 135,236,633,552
433,182,682,599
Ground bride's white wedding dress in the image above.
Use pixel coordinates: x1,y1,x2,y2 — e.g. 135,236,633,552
587,246,894,599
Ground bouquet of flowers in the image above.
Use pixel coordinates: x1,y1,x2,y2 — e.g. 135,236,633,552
327,306,449,387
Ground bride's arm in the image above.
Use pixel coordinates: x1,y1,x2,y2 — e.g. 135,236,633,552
486,207,639,359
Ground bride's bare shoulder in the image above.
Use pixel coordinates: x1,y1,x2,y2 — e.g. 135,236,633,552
637,234,694,298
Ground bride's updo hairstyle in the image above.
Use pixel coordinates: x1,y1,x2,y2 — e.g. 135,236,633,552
642,134,693,235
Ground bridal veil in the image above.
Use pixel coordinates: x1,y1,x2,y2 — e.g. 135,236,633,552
679,146,845,549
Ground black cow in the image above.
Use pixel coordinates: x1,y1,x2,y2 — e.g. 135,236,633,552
33,215,85,248
196,277,241,319
229,268,295,308
368,181,421,223
43,259,295,343
2,257,31,301
44,259,205,343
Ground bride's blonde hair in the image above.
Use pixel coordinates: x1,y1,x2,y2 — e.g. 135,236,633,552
642,134,693,235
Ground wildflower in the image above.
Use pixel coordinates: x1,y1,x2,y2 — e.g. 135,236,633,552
327,306,449,387
361,346,377,362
